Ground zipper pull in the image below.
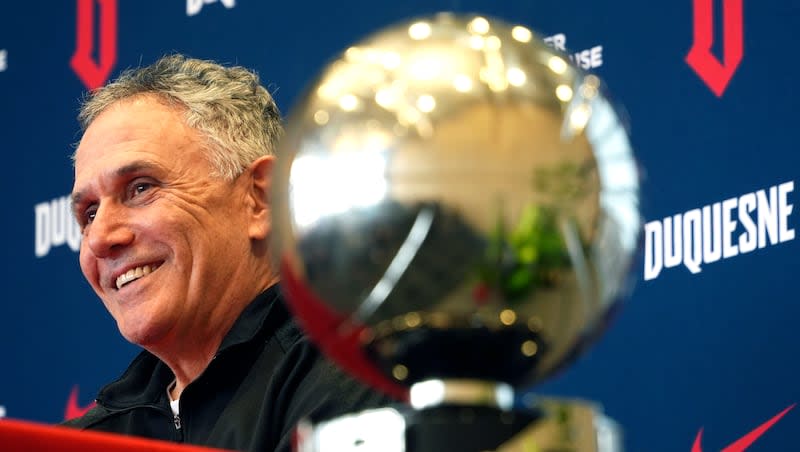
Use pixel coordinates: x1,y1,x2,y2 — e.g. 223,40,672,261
174,414,182,430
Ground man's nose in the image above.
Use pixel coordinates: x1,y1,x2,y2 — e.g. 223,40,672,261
85,202,135,257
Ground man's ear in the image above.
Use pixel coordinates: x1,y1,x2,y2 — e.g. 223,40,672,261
245,155,275,240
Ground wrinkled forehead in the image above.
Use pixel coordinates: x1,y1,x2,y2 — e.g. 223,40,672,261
77,93,187,149
80,92,182,132
77,96,193,158
73,97,208,189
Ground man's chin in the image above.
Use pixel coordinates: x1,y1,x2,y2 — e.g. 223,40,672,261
118,321,170,349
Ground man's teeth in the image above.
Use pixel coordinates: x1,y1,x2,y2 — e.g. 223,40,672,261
116,264,157,290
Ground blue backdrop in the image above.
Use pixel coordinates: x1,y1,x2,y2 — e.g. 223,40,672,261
1,1,797,451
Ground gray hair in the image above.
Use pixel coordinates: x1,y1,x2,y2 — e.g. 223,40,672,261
78,54,282,180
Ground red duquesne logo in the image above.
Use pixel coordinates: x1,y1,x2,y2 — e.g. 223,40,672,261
692,404,795,452
685,0,744,97
70,0,118,90
64,385,96,421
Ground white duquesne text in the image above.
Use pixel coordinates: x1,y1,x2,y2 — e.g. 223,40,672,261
644,181,795,280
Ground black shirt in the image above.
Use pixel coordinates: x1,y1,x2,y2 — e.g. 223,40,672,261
62,284,393,451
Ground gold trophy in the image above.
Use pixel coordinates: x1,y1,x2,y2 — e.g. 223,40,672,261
272,13,641,451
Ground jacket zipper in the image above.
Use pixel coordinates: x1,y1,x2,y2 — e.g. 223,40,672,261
94,403,184,442
173,413,184,442
173,414,184,443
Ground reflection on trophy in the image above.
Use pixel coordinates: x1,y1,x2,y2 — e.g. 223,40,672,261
272,13,640,451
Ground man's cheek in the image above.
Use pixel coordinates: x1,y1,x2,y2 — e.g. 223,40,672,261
78,251,100,290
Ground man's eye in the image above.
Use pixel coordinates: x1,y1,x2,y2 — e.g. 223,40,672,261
135,182,152,194
84,206,98,225
130,181,154,197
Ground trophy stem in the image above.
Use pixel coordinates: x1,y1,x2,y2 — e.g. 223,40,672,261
296,392,623,452
408,379,514,410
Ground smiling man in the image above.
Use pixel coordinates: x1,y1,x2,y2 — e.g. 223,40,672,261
63,55,389,451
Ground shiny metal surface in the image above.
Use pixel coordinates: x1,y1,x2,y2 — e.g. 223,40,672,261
296,408,407,452
295,398,622,452
495,398,623,452
409,379,514,410
273,13,640,390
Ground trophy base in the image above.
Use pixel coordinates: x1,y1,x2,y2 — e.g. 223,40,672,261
295,381,622,452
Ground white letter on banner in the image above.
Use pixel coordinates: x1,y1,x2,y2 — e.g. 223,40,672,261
738,192,757,254
757,186,779,248
663,214,682,269
683,209,702,274
643,221,663,280
590,46,603,68
66,209,82,252
779,181,795,243
35,202,51,257
49,197,67,247
702,203,722,264
543,34,567,51
186,0,202,16
722,197,738,258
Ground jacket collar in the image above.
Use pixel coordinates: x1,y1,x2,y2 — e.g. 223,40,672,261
217,284,284,354
96,284,286,409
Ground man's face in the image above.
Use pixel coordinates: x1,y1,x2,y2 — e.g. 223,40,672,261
72,96,257,346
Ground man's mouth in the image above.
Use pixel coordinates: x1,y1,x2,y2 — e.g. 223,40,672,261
115,264,160,290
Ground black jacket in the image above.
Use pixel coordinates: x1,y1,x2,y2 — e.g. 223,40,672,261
63,284,392,451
